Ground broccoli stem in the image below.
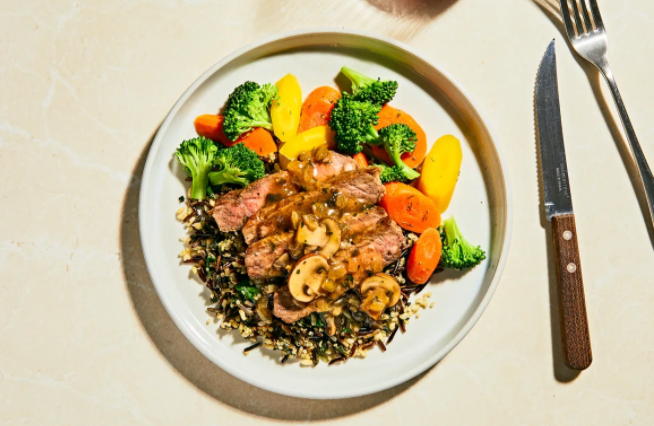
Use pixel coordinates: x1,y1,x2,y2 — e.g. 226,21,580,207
443,216,461,246
341,66,376,92
208,167,249,188
365,126,381,144
386,147,420,181
248,118,274,131
191,171,209,200
439,216,486,270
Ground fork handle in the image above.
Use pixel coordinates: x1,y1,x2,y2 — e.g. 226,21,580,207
596,58,654,228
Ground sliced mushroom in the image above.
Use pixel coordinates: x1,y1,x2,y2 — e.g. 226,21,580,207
360,273,401,307
273,253,293,271
360,273,401,320
296,222,328,247
318,219,342,258
361,288,390,320
301,214,320,231
288,254,329,303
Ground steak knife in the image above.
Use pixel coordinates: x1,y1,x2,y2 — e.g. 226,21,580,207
535,40,592,370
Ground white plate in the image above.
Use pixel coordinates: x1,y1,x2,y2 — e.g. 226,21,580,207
139,29,512,399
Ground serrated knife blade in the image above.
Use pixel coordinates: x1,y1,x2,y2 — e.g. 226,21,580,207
535,39,592,371
536,40,573,220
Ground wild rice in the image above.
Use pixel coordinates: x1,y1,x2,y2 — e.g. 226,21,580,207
386,326,399,345
176,167,439,366
243,342,262,354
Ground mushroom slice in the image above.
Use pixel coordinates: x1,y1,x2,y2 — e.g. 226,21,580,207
296,222,328,247
288,254,329,303
361,288,390,320
360,273,401,307
318,219,342,258
273,253,292,270
359,273,401,319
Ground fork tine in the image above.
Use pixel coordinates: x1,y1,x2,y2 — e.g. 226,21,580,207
570,0,586,34
559,0,580,40
579,0,595,31
588,0,604,30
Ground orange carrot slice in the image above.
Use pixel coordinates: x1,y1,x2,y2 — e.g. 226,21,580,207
352,152,369,169
298,87,341,133
407,228,442,284
237,127,277,156
379,182,441,233
193,114,236,147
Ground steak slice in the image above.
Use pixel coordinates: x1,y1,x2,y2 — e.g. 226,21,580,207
273,217,405,323
212,171,298,232
313,151,358,181
245,206,388,280
244,232,295,280
211,151,358,232
242,168,384,245
333,218,405,283
273,286,317,324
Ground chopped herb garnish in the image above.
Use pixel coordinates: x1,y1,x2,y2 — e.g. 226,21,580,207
235,281,260,302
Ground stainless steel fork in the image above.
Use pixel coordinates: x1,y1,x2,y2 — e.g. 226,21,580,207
559,0,654,229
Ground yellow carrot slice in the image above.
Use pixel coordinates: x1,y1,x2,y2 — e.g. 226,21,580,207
417,135,463,213
271,74,302,142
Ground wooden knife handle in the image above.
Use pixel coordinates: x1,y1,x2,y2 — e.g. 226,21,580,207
552,214,592,370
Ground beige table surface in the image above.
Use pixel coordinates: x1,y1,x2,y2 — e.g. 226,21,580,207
2,0,654,424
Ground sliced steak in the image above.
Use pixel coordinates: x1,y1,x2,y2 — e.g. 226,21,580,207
244,232,295,280
273,217,405,324
338,206,388,244
273,286,318,324
333,218,405,283
242,168,385,244
245,206,388,279
212,152,358,232
313,151,359,181
212,171,298,232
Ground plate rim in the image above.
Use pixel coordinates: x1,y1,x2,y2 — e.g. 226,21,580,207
139,28,513,399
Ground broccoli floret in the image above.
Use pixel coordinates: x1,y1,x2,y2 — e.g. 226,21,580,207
330,96,419,179
329,94,381,154
379,165,416,183
376,124,420,181
439,216,486,270
222,81,278,141
329,97,419,181
208,143,265,188
175,136,218,200
341,66,398,105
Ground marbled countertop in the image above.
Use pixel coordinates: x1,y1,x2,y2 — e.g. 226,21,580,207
2,0,654,424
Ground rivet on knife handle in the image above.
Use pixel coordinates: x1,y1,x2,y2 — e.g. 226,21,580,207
552,214,592,370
